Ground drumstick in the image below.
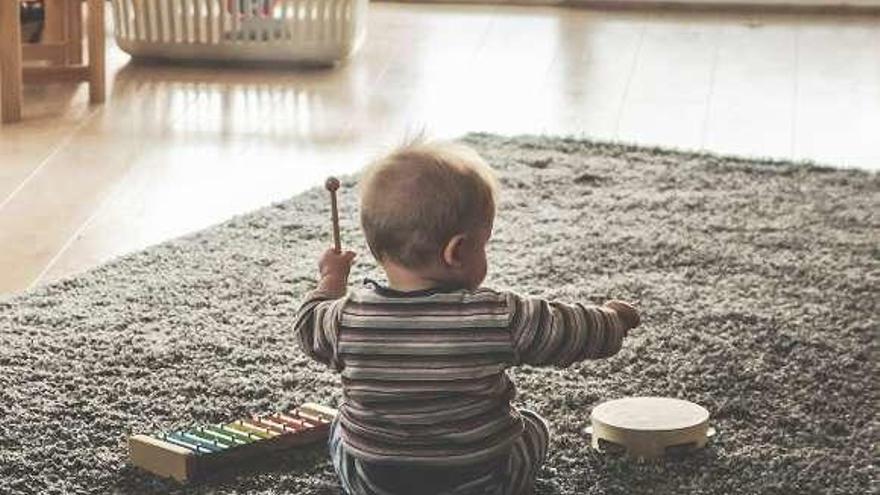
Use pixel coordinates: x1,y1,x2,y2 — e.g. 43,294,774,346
325,177,341,253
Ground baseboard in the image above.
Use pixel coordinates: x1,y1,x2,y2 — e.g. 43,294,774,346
377,0,880,14
577,0,880,13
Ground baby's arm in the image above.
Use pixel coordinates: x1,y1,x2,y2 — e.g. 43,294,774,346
293,248,356,369
505,293,640,367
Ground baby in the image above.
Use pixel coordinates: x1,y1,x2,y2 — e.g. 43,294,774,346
294,140,640,495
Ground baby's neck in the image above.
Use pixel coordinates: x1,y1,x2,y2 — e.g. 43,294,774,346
382,260,460,292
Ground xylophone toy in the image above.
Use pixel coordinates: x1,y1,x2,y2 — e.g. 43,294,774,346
129,402,337,482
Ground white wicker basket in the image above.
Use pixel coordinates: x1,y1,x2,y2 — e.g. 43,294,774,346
110,0,367,64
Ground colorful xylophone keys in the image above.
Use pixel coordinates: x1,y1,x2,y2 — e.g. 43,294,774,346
129,403,336,482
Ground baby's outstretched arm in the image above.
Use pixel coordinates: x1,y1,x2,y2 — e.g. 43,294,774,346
506,293,640,367
293,248,356,369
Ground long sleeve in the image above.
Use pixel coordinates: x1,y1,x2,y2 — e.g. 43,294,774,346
293,289,348,371
505,292,631,367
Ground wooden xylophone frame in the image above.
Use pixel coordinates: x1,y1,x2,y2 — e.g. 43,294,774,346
129,402,337,482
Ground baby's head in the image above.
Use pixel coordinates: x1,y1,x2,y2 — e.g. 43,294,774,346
360,140,498,290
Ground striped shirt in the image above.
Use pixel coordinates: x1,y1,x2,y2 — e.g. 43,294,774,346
293,280,631,466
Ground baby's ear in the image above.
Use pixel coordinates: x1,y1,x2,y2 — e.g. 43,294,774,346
442,234,467,268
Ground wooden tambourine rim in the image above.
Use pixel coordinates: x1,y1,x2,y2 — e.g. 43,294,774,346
585,397,716,459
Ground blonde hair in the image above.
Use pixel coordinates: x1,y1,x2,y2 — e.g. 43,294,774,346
360,140,498,268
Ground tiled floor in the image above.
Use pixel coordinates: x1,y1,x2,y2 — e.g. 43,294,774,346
1,3,879,295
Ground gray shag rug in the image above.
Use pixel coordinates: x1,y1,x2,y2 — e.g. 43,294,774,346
1,134,878,495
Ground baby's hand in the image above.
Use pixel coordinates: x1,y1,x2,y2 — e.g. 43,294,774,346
604,300,641,331
317,247,356,295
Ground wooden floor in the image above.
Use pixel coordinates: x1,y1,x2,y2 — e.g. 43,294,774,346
1,3,879,295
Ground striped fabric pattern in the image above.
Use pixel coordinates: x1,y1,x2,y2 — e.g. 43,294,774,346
294,280,630,466
329,409,550,495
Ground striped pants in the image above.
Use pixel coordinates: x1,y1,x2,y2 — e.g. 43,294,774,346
329,410,550,495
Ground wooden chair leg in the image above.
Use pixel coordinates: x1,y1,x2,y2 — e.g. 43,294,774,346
1,0,24,123
86,0,104,103
66,0,83,64
30,0,65,64
42,0,65,44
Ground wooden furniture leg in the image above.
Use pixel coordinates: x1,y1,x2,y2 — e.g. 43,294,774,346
86,0,103,103
0,0,24,123
66,0,82,64
4,0,104,123
22,0,66,64
42,0,65,44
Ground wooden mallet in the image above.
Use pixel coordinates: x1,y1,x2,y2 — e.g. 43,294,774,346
325,177,341,253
